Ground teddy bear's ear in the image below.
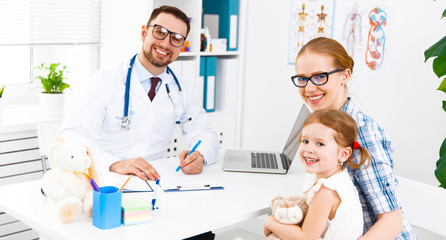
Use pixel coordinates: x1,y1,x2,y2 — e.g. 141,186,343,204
272,195,284,202
86,146,99,185
288,195,306,203
271,195,284,211
48,138,65,167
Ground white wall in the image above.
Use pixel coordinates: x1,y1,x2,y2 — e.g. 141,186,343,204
100,0,153,68
241,0,446,186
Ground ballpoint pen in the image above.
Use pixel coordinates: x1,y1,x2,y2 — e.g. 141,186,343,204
152,179,161,210
118,175,132,192
90,178,101,193
176,140,202,172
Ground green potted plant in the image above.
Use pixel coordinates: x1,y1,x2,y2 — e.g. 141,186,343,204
35,63,70,94
34,63,70,119
424,8,446,188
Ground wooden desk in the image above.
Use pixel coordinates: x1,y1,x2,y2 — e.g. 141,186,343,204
0,152,306,240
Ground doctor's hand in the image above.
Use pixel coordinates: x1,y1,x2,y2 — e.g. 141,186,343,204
178,150,204,174
109,157,160,181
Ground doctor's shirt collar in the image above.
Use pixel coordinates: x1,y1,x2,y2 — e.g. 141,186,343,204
133,54,167,83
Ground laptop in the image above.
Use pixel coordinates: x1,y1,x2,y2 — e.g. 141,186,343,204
223,104,311,174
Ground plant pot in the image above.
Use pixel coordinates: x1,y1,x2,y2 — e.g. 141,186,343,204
40,93,65,119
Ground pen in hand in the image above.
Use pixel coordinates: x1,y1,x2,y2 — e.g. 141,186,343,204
118,175,133,192
176,140,202,172
90,178,101,193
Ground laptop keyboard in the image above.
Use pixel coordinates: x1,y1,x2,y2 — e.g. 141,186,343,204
251,152,278,169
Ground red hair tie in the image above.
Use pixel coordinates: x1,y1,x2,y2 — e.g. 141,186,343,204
353,141,360,150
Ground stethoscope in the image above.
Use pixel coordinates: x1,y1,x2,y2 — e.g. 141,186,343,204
121,54,192,129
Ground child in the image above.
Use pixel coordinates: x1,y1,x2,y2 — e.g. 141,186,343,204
264,109,370,240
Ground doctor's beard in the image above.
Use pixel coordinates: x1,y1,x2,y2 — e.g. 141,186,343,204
143,46,173,68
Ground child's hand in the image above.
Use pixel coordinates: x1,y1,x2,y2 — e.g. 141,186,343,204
263,215,275,236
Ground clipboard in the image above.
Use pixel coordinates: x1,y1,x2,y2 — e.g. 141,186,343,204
161,181,224,192
102,158,224,192
164,186,224,192
155,162,224,192
122,181,154,193
103,172,154,193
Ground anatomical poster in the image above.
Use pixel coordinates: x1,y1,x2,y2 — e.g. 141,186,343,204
288,0,335,65
340,1,389,71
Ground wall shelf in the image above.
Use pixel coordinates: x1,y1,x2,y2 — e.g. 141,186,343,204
199,51,240,57
154,0,246,148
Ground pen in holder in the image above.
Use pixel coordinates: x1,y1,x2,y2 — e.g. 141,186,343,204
92,186,122,229
152,179,164,210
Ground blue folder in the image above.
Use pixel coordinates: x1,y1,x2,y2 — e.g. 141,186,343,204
202,57,217,112
203,0,239,51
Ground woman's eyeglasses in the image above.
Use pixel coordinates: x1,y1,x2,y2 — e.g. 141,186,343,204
148,24,186,48
291,69,344,88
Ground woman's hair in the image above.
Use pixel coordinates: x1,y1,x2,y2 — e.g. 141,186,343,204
301,109,370,169
147,5,191,37
297,37,354,74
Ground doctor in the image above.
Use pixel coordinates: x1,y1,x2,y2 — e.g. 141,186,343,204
60,5,218,181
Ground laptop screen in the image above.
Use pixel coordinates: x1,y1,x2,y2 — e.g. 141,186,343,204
282,104,311,162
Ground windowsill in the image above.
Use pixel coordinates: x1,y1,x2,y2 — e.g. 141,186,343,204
0,96,64,134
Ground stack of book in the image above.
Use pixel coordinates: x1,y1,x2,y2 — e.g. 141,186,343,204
121,197,152,226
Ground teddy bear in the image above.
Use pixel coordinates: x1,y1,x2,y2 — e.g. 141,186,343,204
264,195,309,240
41,137,99,223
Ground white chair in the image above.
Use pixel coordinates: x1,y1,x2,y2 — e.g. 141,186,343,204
36,120,63,173
397,176,446,237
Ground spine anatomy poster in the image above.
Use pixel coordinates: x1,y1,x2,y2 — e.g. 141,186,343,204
288,0,335,65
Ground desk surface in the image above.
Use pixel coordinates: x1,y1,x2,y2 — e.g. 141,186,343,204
0,152,305,240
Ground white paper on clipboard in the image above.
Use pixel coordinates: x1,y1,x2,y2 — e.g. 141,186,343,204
151,158,224,192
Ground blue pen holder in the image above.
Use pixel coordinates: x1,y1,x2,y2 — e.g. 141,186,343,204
92,186,122,229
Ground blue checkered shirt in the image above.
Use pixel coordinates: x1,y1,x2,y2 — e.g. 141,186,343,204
342,99,417,239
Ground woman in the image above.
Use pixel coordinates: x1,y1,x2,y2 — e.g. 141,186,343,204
291,37,416,239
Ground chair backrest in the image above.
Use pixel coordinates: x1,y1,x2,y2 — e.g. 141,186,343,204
36,120,63,172
397,176,446,237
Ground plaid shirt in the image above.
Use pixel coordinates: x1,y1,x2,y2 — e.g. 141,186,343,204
342,99,417,239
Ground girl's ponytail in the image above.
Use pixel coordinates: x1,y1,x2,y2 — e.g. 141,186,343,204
346,141,370,169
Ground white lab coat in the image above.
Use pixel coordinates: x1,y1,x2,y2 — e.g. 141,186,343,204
60,57,218,173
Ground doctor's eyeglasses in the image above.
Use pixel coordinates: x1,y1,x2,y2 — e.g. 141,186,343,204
291,69,344,88
148,24,186,47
